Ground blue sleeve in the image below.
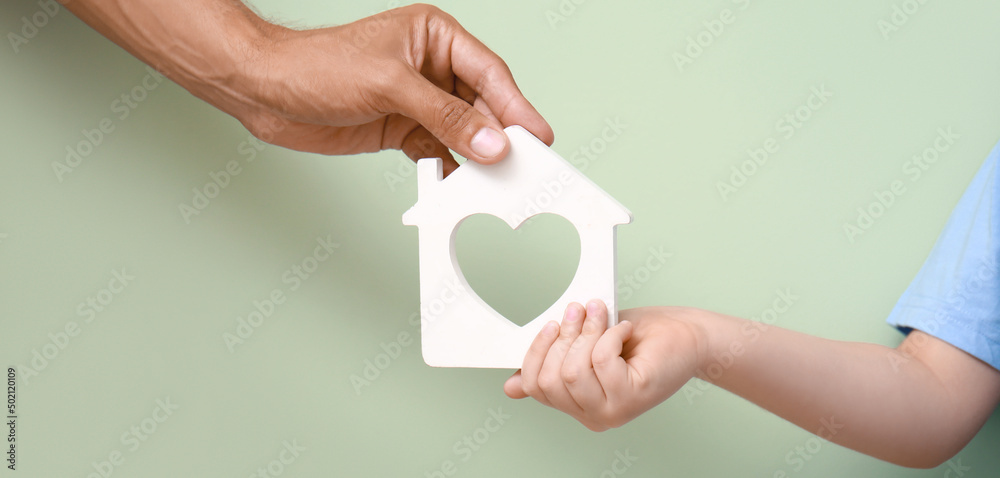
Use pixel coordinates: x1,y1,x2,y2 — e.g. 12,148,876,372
886,141,1000,370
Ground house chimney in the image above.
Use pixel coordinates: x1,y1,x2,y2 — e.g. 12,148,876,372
417,158,443,201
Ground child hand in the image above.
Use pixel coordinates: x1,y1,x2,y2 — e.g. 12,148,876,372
504,301,707,431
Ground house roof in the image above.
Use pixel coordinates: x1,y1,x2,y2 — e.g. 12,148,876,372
402,126,633,228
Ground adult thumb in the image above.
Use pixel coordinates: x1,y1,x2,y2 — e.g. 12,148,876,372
389,71,510,164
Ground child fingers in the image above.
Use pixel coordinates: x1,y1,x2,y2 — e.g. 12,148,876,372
518,320,560,407
534,303,587,414
504,371,528,399
592,321,634,403
557,302,587,340
562,300,610,409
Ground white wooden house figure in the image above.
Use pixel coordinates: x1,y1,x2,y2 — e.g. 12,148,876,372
403,125,632,368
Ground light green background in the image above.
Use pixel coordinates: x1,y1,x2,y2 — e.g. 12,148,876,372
3,0,1000,476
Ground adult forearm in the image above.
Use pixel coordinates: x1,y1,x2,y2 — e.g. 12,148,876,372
62,1,554,164
697,314,974,467
63,0,271,112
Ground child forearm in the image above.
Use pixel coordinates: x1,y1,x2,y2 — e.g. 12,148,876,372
506,304,1000,467
697,312,1000,467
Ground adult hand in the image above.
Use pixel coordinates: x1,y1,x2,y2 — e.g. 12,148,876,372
65,2,554,174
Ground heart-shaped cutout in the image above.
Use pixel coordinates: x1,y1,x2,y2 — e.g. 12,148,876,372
454,213,581,327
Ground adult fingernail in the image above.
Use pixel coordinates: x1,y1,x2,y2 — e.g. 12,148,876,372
470,127,505,159
542,321,559,336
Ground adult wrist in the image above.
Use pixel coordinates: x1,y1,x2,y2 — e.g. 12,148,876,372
158,5,282,118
